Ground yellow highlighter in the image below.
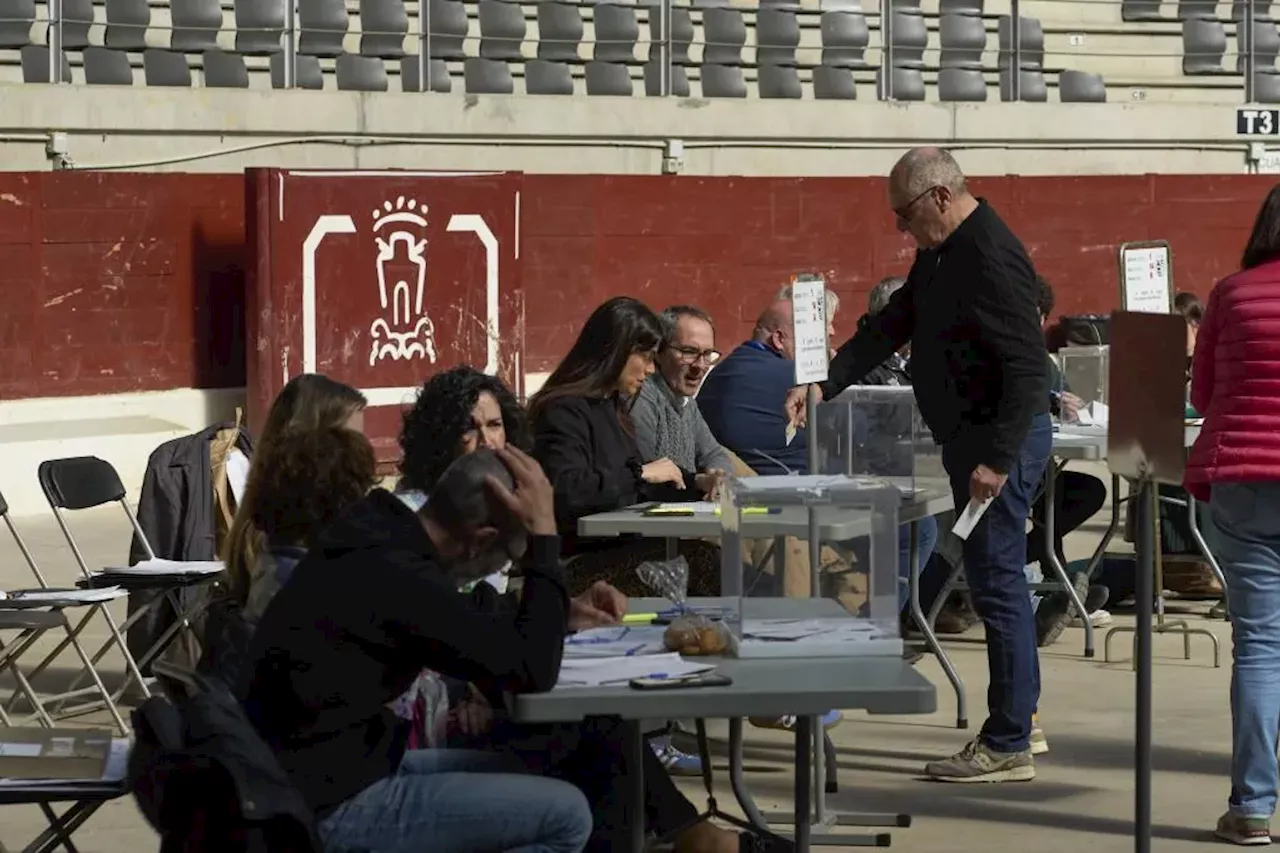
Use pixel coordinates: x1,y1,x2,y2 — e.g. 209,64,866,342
622,612,660,625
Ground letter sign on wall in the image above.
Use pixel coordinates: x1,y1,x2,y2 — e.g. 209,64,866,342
1238,107,1280,135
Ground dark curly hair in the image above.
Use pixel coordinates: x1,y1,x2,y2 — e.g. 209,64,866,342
399,366,530,492
251,425,378,549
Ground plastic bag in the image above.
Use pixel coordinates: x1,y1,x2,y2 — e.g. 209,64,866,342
663,614,732,656
635,555,690,605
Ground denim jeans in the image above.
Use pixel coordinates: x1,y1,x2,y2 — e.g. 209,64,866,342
942,413,1051,753
317,749,593,853
897,516,939,611
1209,481,1280,819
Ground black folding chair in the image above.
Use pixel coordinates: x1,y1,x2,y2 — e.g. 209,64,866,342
17,458,217,722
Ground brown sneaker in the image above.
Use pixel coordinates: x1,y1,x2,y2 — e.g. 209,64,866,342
1215,812,1272,845
1164,561,1224,600
925,740,1035,783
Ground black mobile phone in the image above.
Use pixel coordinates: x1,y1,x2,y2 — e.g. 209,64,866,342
629,672,733,690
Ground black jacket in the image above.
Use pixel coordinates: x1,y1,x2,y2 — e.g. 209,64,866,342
822,200,1048,473
238,489,569,818
532,395,700,552
128,685,318,853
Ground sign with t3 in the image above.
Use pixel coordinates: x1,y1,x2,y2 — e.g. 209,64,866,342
790,274,830,385
1238,107,1280,135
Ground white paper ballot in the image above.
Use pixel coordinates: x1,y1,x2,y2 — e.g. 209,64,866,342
554,653,715,689
951,497,994,541
785,423,797,446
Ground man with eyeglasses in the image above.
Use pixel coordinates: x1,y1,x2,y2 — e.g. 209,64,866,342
785,147,1051,785
632,305,733,500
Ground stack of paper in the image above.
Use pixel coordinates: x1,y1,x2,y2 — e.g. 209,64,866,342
0,587,126,605
742,618,882,642
555,652,715,689
96,559,223,577
0,737,129,788
564,625,667,659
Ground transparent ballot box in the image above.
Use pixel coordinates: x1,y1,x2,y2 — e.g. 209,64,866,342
716,474,902,659
1057,345,1109,405
814,385,946,497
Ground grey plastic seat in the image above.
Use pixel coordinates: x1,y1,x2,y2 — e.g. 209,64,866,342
526,58,573,93
999,67,1046,100
1182,19,1226,73
819,0,870,68
234,0,285,54
1256,69,1280,100
400,56,451,91
593,4,638,63
649,6,694,65
875,65,924,100
758,63,801,97
53,0,94,50
271,51,324,87
1239,22,1280,71
479,0,526,61
939,12,986,69
1058,69,1105,101
644,57,689,94
359,0,408,57
171,0,222,53
83,45,134,84
1177,0,1217,18
336,52,388,89
1121,0,1164,19
143,49,192,85
585,60,632,94
938,67,987,100
756,9,799,66
20,45,72,81
997,15,1044,69
885,10,927,69
813,64,855,98
699,62,744,96
1235,0,1275,21
939,0,983,13
537,3,582,62
426,0,468,61
103,0,148,51
298,0,349,57
203,49,250,86
701,8,745,65
465,56,515,92
1,0,34,48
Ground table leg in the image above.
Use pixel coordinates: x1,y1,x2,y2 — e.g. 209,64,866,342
728,717,771,831
794,715,812,853
665,537,678,562
1043,460,1094,657
907,519,967,729
773,535,788,594
623,719,647,853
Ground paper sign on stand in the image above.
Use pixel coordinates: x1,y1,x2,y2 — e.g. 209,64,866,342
789,275,830,386
1119,241,1173,315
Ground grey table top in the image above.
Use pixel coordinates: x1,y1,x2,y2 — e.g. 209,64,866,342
577,490,954,540
509,597,937,724
1053,424,1202,461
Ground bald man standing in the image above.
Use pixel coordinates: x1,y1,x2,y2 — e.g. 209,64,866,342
786,148,1051,783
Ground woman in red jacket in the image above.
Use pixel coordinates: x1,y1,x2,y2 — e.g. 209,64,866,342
1187,184,1280,846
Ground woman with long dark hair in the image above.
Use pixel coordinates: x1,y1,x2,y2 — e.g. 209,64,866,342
1188,183,1280,846
529,297,724,597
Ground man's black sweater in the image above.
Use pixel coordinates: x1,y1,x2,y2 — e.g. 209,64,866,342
821,200,1048,473
238,489,568,818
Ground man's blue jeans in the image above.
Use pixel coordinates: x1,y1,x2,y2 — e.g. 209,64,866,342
897,516,939,612
942,413,1051,754
317,749,593,853
1209,481,1280,819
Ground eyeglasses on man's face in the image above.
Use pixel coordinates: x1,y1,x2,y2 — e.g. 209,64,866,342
668,345,721,366
893,186,939,225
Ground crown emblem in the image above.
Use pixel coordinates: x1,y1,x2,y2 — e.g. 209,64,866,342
369,195,437,366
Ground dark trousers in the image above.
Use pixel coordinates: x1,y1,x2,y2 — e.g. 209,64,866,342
477,717,699,853
942,414,1051,753
1027,469,1108,571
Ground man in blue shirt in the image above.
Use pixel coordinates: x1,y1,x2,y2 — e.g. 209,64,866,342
698,299,808,476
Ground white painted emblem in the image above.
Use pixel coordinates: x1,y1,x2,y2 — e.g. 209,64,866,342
369,196,438,365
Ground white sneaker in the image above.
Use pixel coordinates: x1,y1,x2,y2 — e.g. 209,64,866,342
1071,609,1114,628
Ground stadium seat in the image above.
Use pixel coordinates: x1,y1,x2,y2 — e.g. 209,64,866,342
755,9,799,66
426,0,468,61
1182,19,1227,74
359,0,409,58
336,52,388,89
104,0,148,51
702,7,746,66
813,64,856,98
270,52,324,87
171,0,222,53
886,10,927,69
939,12,986,69
1059,69,1106,101
20,45,72,82
939,0,983,13
400,56,452,91
593,4,639,64
234,0,285,54
819,0,871,69
465,56,515,93
584,60,633,95
939,67,988,100
1121,0,1165,21
144,49,193,86
203,49,250,87
998,15,1044,69
758,63,802,98
526,58,574,93
700,62,745,96
83,45,134,84
479,0,526,61
876,65,925,99
537,3,582,62
1235,0,1276,22
298,0,349,57
1000,67,1048,100
54,0,94,50
0,0,34,48
644,58,689,95
1238,21,1280,72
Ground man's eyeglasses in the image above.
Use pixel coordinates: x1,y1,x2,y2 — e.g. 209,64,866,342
893,186,939,224
668,345,721,365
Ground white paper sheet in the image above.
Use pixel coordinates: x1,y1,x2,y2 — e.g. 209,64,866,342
555,652,715,689
0,587,126,605
563,626,668,659
951,497,994,541
742,618,877,642
647,502,719,515
98,559,223,576
226,448,250,505
0,738,129,786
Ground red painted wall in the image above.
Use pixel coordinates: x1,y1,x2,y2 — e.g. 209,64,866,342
1,170,1271,401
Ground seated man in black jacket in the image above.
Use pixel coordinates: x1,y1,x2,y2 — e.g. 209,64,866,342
240,447,594,853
